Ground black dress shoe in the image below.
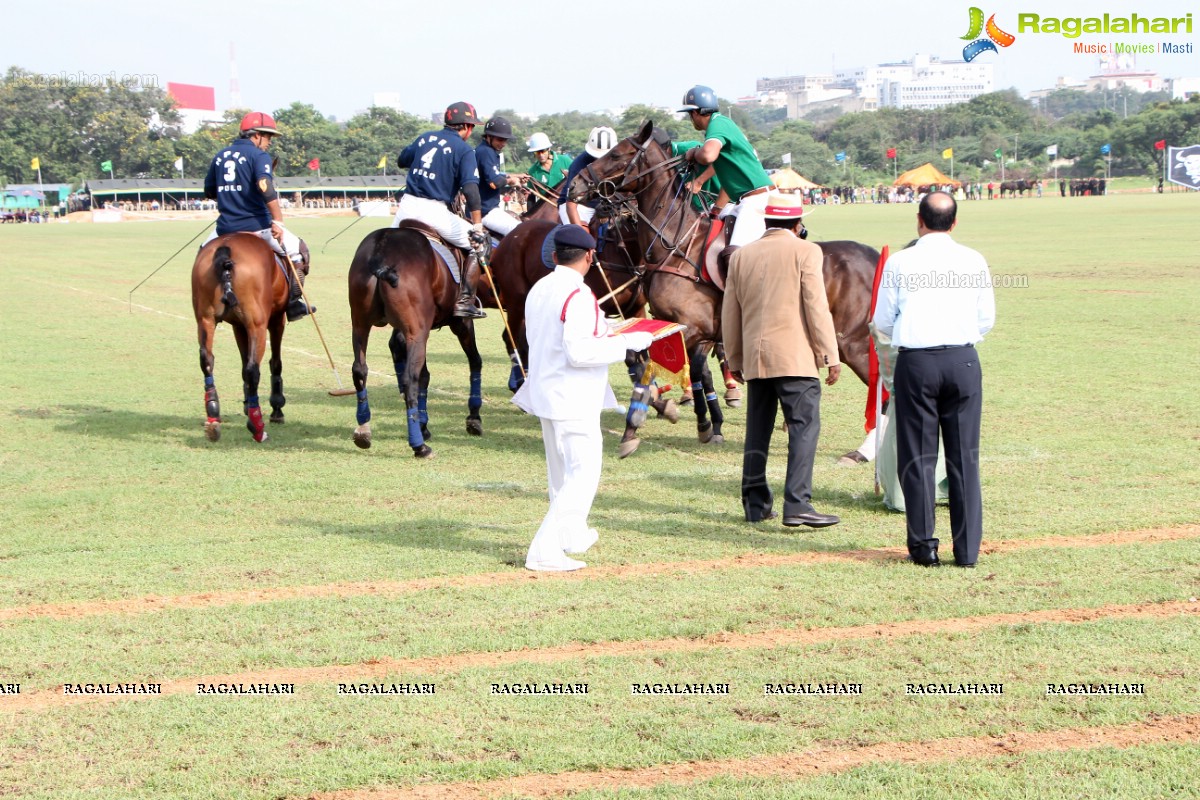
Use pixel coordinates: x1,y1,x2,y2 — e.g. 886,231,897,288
747,510,778,523
782,512,840,528
955,562,976,568
906,553,941,567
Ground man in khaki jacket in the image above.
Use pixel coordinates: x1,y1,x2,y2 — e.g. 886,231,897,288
723,192,842,527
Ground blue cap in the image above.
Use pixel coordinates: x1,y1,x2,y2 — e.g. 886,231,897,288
553,224,596,250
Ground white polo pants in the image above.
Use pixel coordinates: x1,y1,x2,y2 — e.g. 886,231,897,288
203,227,301,262
526,416,603,564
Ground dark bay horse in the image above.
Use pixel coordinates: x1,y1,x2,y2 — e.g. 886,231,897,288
347,222,484,458
568,121,878,456
484,211,681,426
191,233,299,443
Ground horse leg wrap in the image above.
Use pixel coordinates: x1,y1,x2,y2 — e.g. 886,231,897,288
508,363,523,393
627,384,649,429
468,372,482,415
246,403,266,442
204,377,220,422
406,407,425,449
418,386,430,426
270,375,285,413
356,390,371,426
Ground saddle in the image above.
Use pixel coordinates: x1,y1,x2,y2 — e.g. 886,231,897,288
697,215,738,293
394,220,465,285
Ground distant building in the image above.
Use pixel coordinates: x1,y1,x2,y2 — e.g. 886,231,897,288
763,54,993,118
372,92,403,111
1086,54,1164,92
1170,76,1200,101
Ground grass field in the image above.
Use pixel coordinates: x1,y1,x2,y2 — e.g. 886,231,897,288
1,193,1198,799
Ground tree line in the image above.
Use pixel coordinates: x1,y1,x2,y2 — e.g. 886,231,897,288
3,65,1198,189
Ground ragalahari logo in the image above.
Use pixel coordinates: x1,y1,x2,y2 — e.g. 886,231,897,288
961,7,1016,61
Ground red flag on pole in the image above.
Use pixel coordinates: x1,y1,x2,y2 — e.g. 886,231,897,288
307,158,321,170
886,148,897,159
1154,139,1166,150
865,245,890,433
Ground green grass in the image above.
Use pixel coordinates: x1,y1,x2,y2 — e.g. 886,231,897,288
0,195,1198,799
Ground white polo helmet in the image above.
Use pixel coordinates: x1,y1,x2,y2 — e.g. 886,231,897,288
585,126,618,158
526,132,552,153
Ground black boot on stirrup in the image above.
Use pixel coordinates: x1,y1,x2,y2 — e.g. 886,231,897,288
454,253,487,319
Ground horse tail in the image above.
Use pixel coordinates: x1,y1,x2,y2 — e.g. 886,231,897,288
213,245,238,309
367,230,399,288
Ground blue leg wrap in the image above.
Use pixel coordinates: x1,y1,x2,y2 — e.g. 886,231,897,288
204,375,215,388
356,389,371,425
407,407,424,448
508,363,523,392
627,383,650,428
705,392,719,403
691,381,705,394
468,371,482,413
245,396,259,409
418,386,429,426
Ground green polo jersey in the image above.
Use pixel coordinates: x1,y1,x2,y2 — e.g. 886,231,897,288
671,140,722,211
528,152,573,189
702,113,770,202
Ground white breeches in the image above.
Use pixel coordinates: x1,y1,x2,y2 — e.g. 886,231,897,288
391,194,471,249
526,417,603,563
483,206,521,237
204,227,301,262
557,203,596,226
724,190,770,247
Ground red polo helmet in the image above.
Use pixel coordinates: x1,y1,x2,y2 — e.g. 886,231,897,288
239,111,279,135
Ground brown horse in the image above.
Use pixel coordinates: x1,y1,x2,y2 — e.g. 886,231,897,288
191,233,298,443
347,222,484,458
568,121,878,456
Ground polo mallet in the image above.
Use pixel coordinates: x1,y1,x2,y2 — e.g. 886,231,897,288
475,248,525,380
594,274,640,308
128,219,216,311
321,213,368,253
592,236,625,322
283,258,355,397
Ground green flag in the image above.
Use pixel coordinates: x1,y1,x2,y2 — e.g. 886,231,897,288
101,160,113,172
993,149,1002,160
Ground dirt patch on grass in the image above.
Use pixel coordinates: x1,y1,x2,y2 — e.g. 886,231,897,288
2,525,1196,624
301,713,1200,799
6,599,1196,713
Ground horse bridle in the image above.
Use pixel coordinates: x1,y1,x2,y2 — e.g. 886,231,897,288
574,135,705,276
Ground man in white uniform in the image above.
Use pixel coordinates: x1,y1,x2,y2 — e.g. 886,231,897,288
513,225,654,572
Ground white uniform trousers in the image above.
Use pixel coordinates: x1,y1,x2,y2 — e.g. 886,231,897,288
557,203,596,226
391,194,471,249
525,416,603,564
203,226,301,262
483,206,521,237
722,189,771,247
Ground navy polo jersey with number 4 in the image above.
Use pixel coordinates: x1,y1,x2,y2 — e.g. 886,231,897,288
398,128,480,206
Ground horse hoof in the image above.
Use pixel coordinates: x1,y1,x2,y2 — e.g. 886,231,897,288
706,434,725,445
618,438,640,459
204,421,221,442
680,396,694,407
251,430,269,443
466,419,482,437
837,450,870,466
413,444,434,458
697,424,714,444
660,399,680,424
353,425,372,449
269,413,285,424
724,386,742,407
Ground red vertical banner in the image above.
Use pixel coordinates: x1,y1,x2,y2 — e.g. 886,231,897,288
865,245,890,433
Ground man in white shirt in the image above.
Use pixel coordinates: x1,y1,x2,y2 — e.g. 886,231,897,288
872,192,995,568
513,225,654,572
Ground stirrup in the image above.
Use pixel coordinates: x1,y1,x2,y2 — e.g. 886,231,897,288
454,297,486,319
287,299,315,322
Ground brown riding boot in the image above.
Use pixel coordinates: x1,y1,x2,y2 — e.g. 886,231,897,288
454,252,487,319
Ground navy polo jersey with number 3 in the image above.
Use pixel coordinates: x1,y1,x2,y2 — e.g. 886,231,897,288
205,137,274,234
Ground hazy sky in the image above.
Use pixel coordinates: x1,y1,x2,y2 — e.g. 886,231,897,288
4,0,1196,120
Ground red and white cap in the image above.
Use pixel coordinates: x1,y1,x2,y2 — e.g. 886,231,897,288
762,191,810,219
